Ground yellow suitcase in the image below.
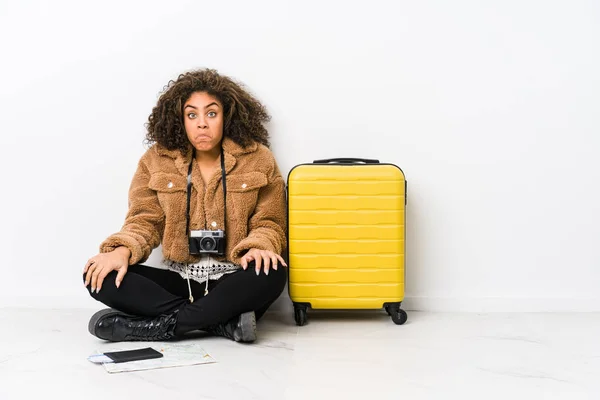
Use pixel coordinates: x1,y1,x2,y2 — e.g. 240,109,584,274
287,158,407,326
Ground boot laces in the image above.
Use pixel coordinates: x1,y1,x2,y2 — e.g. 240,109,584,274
127,314,174,341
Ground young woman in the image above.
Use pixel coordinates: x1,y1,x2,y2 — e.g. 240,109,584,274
83,69,287,343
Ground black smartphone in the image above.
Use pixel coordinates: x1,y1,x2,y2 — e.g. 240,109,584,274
103,347,164,363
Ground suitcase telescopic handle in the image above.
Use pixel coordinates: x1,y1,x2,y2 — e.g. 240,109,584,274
312,158,380,164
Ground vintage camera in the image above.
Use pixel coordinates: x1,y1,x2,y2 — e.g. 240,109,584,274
189,230,226,256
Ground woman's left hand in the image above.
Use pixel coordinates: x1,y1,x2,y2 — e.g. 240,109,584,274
240,248,287,275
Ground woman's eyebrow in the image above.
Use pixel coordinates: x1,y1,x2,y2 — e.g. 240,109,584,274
184,103,219,110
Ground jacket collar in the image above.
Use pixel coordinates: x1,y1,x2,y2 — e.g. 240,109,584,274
154,137,258,178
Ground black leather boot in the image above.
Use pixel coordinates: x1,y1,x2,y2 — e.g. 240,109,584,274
88,308,178,342
204,311,257,343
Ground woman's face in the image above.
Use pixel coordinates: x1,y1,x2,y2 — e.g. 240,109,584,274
183,91,224,154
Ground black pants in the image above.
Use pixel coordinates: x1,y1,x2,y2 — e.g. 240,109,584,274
83,262,287,336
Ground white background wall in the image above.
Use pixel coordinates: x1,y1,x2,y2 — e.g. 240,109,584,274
0,0,598,312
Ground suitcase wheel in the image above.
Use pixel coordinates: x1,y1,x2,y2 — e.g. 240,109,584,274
293,304,308,326
385,304,408,325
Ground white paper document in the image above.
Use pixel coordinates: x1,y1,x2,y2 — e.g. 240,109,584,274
90,343,217,373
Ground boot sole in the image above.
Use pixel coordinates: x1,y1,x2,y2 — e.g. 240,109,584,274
237,311,257,343
88,308,122,339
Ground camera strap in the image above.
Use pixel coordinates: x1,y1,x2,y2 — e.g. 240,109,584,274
186,146,227,236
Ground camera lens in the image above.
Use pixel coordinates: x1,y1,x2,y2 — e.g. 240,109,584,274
200,236,216,251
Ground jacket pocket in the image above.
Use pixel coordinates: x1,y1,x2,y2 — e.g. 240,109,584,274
148,173,188,193
226,172,268,193
148,173,188,218
226,172,268,221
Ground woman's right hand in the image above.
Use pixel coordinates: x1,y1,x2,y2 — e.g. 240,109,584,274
84,247,131,293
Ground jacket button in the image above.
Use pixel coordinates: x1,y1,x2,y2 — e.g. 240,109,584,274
241,183,247,189
211,221,217,227
167,182,174,188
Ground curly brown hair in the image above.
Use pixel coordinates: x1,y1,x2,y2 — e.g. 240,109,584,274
145,69,271,152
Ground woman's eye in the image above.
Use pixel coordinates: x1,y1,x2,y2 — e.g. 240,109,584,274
207,111,217,117
188,113,196,119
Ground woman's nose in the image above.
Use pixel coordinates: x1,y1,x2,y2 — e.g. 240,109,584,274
196,117,208,128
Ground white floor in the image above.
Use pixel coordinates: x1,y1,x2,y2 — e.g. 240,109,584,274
0,308,599,400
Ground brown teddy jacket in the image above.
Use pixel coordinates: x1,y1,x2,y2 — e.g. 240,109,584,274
100,137,287,266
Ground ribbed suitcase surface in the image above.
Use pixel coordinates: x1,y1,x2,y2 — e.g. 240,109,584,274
287,162,406,312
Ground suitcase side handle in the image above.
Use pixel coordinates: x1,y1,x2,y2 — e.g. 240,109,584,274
312,158,380,164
